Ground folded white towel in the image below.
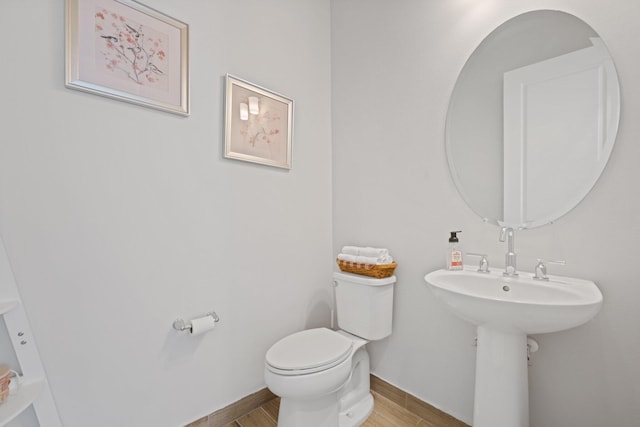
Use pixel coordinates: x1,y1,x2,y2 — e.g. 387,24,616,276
338,253,394,265
377,255,394,264
341,246,390,257
339,245,394,265
337,253,357,262
341,246,360,256
355,255,381,265
359,247,390,258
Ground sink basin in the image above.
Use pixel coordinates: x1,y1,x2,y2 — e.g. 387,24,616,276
424,267,602,334
424,267,603,426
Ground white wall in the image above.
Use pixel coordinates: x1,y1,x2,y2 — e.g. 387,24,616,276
332,0,640,426
0,1,332,426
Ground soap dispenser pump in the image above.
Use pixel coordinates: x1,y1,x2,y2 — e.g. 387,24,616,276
447,231,463,270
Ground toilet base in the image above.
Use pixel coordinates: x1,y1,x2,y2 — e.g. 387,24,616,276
277,393,340,427
277,391,374,427
339,392,373,427
272,341,374,427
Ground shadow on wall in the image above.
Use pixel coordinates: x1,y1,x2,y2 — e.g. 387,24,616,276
304,289,333,330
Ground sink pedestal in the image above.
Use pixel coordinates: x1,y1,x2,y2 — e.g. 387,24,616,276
474,326,529,427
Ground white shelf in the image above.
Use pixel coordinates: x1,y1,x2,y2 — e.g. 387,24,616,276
0,234,61,426
0,378,44,426
0,300,19,316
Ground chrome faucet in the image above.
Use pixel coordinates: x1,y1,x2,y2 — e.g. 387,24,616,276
467,253,490,273
499,227,518,276
533,258,566,280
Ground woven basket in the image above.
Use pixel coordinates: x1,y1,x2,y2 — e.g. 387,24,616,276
0,365,10,404
336,259,397,278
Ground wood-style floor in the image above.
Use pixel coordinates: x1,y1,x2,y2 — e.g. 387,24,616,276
223,391,459,427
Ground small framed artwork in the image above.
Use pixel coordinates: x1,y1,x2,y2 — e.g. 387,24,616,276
224,75,294,169
65,0,189,115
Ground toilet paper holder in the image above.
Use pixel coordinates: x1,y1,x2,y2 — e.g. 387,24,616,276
173,311,220,332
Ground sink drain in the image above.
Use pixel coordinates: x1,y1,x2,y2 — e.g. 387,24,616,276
502,285,510,292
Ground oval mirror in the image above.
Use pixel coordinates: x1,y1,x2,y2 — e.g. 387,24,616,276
446,10,620,229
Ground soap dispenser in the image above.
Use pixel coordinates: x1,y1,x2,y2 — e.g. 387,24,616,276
447,231,463,270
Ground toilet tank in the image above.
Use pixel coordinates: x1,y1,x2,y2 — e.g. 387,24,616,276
333,271,396,340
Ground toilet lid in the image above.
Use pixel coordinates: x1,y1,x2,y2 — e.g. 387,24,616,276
265,328,353,373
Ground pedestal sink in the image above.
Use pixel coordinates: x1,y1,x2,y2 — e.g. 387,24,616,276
424,267,603,427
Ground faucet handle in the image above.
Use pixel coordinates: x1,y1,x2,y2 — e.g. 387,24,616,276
533,258,566,280
499,226,514,242
467,253,490,273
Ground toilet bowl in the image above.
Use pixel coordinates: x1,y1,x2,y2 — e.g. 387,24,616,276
264,272,396,427
265,328,372,427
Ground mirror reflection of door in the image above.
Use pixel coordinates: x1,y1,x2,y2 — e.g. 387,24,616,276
503,38,619,226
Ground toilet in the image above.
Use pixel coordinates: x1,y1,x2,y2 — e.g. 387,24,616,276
264,271,396,427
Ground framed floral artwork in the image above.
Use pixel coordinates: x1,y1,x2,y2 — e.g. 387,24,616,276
224,75,294,169
65,0,189,115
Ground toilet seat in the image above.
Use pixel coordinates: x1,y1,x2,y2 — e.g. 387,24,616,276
265,328,354,376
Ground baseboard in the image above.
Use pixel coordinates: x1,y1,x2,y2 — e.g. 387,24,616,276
184,387,276,427
185,375,469,427
370,374,470,427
